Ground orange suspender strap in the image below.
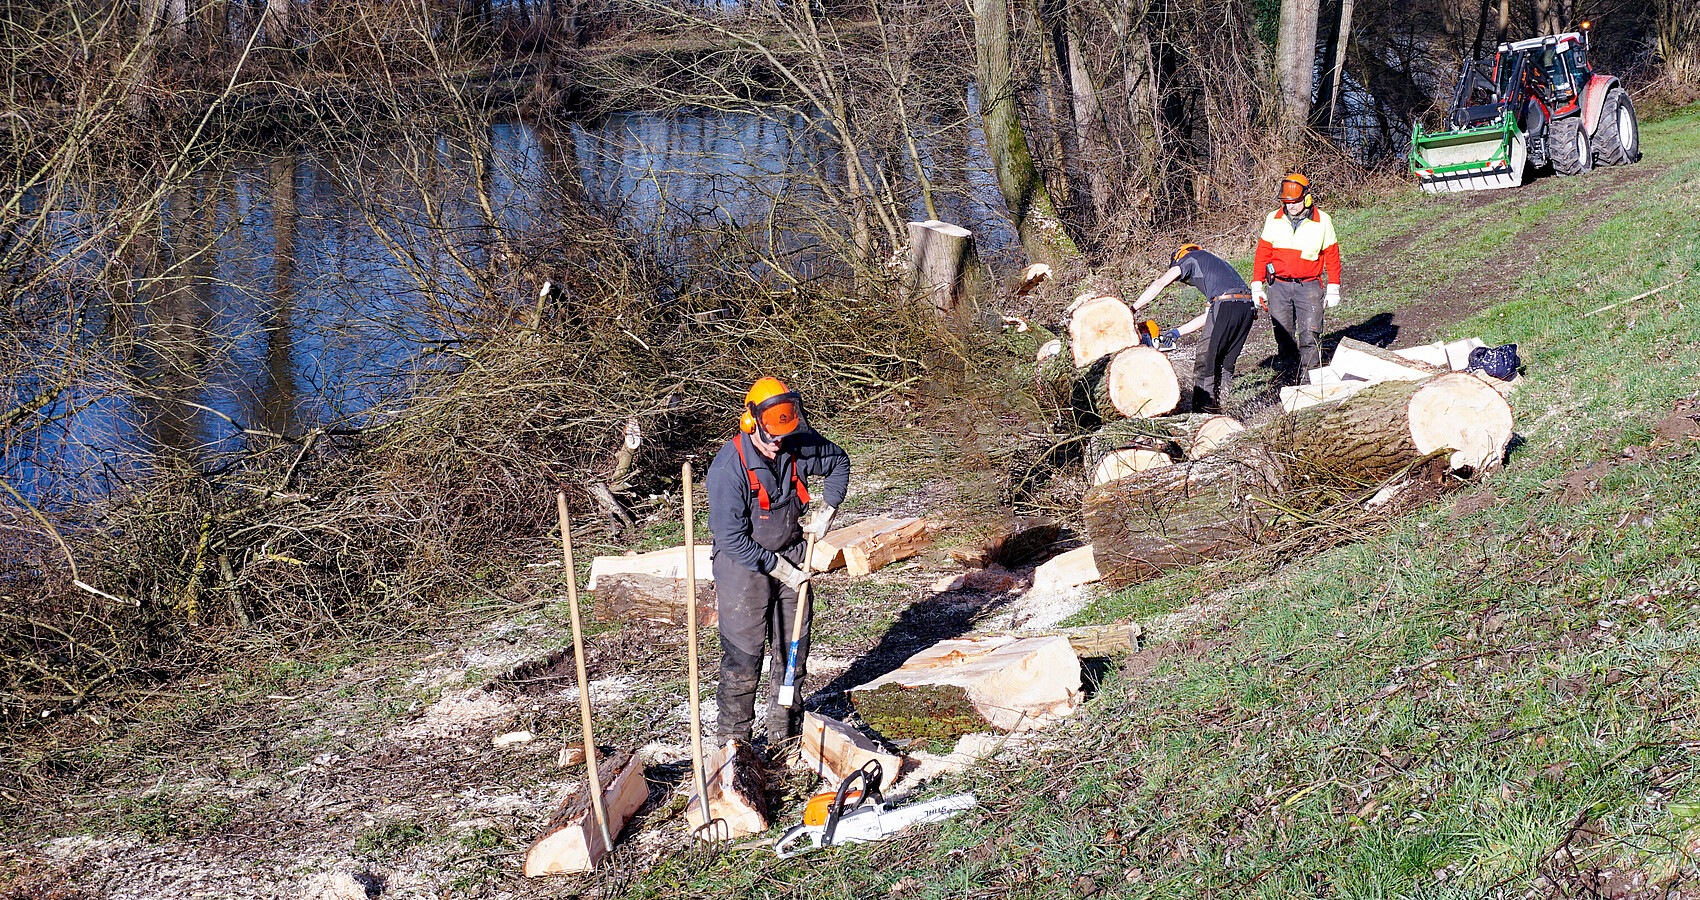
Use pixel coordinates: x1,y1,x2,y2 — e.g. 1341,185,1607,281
734,437,810,511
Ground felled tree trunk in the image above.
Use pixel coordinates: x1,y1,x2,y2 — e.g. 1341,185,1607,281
1085,375,1513,585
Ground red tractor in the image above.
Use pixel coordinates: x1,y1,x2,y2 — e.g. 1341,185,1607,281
1411,27,1640,192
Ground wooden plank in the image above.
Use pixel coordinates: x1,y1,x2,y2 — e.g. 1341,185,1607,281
1328,337,1440,384
524,753,648,876
798,712,906,784
586,545,712,590
843,517,930,577
1393,341,1450,368
1280,380,1373,412
684,739,768,840
1031,545,1101,593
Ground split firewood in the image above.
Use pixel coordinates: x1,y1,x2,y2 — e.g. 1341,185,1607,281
684,738,768,840
850,636,1082,743
589,574,716,627
1084,374,1514,586
948,517,1061,569
1030,545,1101,592
1067,294,1138,366
810,516,929,575
1090,448,1173,486
798,712,906,784
586,545,712,590
524,751,648,876
1000,621,1143,657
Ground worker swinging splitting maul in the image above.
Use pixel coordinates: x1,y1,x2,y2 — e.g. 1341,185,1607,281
1132,243,1259,415
1252,173,1344,379
706,378,850,746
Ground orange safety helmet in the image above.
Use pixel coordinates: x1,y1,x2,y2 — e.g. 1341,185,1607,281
740,377,807,439
1278,173,1312,205
1170,243,1202,267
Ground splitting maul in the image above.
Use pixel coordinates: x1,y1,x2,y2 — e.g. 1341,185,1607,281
774,760,977,858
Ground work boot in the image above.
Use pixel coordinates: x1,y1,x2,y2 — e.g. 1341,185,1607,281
715,645,764,745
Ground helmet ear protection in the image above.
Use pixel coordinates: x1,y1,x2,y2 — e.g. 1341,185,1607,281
1278,173,1312,208
1170,243,1201,267
740,377,806,439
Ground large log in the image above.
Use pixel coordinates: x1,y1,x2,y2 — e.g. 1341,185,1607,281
1090,448,1173,486
590,574,716,628
1103,346,1180,418
850,636,1082,743
1188,415,1246,459
586,545,712,590
684,738,768,840
1085,375,1513,585
524,752,648,876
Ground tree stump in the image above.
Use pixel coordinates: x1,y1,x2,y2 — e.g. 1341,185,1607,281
907,220,988,321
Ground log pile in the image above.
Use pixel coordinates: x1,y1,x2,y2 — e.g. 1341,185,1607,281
1035,293,1180,430
1083,373,1514,586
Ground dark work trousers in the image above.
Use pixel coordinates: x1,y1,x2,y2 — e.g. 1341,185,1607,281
1191,298,1257,415
1267,278,1327,375
713,506,808,744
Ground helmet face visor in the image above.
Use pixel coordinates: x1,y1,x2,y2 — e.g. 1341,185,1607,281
1279,179,1307,202
751,392,804,438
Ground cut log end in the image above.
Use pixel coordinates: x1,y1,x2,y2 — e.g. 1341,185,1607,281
1068,295,1137,367
1091,448,1173,486
1189,415,1245,459
1407,373,1514,472
1106,346,1180,418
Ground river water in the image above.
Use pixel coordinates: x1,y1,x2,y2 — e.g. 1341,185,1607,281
9,109,1014,503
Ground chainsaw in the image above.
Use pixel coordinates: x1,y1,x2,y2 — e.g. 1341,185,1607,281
1136,320,1176,353
773,760,977,858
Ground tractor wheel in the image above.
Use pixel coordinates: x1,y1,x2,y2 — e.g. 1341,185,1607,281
1591,87,1640,165
1549,115,1592,177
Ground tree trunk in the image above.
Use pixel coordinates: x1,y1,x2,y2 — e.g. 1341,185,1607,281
1275,0,1322,145
1314,0,1355,130
1064,16,1113,221
972,0,1079,269
1084,375,1513,586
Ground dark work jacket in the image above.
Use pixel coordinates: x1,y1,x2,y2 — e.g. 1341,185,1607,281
706,430,851,574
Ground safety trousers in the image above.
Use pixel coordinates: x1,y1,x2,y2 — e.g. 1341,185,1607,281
1192,298,1257,415
713,546,811,744
1268,278,1326,374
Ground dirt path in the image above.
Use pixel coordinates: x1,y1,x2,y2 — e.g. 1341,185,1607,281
0,150,1675,900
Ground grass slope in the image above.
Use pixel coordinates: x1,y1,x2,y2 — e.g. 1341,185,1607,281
635,108,1700,899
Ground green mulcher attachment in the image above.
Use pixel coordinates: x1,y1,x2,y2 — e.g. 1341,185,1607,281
1410,111,1527,193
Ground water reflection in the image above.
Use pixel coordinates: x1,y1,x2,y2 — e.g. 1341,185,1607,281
8,109,1013,502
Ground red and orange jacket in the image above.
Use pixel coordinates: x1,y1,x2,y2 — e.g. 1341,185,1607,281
1253,205,1342,286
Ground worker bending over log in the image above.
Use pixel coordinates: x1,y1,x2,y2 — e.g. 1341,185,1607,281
1133,244,1258,415
707,378,850,747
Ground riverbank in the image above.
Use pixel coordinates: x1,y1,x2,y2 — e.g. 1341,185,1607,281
3,97,1694,900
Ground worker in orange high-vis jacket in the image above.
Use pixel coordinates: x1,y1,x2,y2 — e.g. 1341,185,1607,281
1252,173,1343,378
706,378,850,747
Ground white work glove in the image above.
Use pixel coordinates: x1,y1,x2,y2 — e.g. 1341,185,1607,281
1325,284,1341,308
1251,281,1267,311
769,556,810,591
803,505,837,539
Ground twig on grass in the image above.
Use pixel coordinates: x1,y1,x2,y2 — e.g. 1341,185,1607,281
1581,274,1688,318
